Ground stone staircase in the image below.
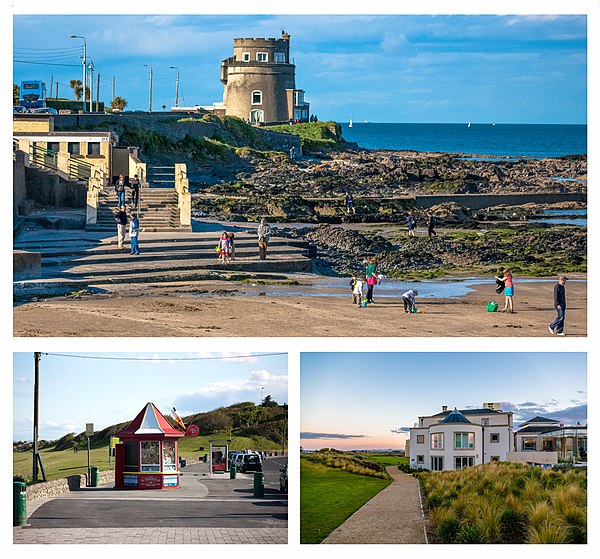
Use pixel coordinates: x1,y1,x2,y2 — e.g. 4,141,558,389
13,230,313,294
87,187,191,232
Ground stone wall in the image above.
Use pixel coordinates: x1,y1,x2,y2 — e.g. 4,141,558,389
26,470,115,502
506,451,558,465
13,152,28,218
24,166,87,208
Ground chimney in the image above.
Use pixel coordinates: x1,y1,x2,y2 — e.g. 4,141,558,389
442,405,448,413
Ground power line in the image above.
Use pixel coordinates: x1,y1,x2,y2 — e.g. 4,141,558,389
14,60,81,67
43,352,287,361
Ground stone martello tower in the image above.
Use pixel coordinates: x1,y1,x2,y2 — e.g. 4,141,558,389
219,31,310,124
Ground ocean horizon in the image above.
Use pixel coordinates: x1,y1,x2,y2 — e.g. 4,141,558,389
338,122,587,159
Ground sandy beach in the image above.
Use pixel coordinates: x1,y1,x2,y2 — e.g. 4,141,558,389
13,275,586,337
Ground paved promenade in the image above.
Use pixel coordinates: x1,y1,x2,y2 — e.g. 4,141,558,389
323,466,427,544
13,527,287,544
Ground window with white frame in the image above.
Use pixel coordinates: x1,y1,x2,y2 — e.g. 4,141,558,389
242,52,250,62
481,418,490,426
490,456,500,462
455,456,475,470
431,433,444,450
490,433,500,443
416,435,424,444
251,90,262,105
455,432,475,449
431,456,444,471
274,52,285,63
256,52,268,62
417,455,424,464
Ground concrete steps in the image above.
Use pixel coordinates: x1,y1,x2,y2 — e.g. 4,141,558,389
14,230,313,292
89,187,191,232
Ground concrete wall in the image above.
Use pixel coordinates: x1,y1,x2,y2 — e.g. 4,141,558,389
506,451,558,466
13,152,28,217
26,470,115,503
24,166,87,208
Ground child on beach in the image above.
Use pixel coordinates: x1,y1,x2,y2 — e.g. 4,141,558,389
402,289,419,313
129,211,140,255
349,273,357,302
352,276,365,308
219,232,231,263
407,211,416,237
495,268,514,313
228,232,236,260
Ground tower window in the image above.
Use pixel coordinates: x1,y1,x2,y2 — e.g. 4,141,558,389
274,52,285,63
252,90,262,105
242,52,250,62
256,52,268,62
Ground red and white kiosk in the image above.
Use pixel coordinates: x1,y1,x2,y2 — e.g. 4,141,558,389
114,402,184,490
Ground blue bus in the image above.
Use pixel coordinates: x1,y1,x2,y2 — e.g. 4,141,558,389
19,80,47,109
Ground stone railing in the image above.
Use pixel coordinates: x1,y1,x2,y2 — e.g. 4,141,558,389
175,163,191,226
25,470,115,502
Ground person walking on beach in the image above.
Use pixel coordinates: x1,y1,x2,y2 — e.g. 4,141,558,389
427,213,437,238
219,232,231,263
549,275,568,335
114,174,128,208
407,211,416,237
257,218,271,260
228,232,236,260
365,258,379,303
352,276,365,308
129,174,140,209
402,289,418,313
345,192,355,214
495,268,514,313
129,211,140,255
115,205,128,249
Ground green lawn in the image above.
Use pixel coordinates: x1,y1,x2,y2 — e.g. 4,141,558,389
363,454,409,467
301,457,392,544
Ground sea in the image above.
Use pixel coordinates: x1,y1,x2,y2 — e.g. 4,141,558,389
339,123,586,159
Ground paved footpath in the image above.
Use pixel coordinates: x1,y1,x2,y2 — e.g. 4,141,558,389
323,466,427,544
13,527,287,544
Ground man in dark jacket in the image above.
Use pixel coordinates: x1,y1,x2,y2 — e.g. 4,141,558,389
115,206,128,249
549,275,567,335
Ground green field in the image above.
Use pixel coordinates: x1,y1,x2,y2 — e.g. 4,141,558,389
362,454,409,467
300,457,392,544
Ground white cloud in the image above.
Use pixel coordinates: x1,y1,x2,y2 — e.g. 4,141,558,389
14,376,29,384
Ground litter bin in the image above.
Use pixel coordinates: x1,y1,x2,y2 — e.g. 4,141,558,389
253,471,264,497
230,465,237,479
203,454,208,463
13,481,27,526
90,466,100,487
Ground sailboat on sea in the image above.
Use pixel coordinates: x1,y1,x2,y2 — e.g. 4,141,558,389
349,117,353,128
467,122,471,128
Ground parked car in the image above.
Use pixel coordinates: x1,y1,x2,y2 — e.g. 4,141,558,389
279,465,288,493
28,107,58,114
236,453,262,473
13,106,26,113
229,452,245,468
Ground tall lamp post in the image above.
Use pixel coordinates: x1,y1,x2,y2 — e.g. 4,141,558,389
88,58,94,112
69,35,86,112
144,64,153,112
170,66,180,108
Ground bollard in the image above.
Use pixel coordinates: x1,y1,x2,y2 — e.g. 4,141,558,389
13,481,27,526
230,465,237,479
253,471,264,497
90,466,99,487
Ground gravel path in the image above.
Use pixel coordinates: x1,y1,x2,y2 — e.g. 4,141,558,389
323,466,427,544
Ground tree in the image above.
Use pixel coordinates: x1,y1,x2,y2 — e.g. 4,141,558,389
13,83,20,105
261,395,278,408
69,79,83,101
111,96,128,111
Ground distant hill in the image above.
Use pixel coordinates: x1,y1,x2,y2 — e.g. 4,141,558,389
13,399,287,453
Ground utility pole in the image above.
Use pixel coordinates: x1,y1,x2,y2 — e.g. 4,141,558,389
55,82,59,100
69,35,86,112
49,75,53,102
96,71,100,112
144,64,153,112
170,66,180,108
112,76,115,103
32,353,46,482
88,60,94,112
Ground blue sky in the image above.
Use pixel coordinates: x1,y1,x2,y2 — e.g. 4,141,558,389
13,14,586,123
301,352,587,450
13,352,288,442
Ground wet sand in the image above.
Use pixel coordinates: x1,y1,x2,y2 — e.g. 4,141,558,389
13,276,586,337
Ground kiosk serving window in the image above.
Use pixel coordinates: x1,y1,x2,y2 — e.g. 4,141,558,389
163,440,176,472
141,441,160,472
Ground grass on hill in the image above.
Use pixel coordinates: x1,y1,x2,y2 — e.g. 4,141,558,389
417,462,587,544
264,121,346,152
301,456,392,543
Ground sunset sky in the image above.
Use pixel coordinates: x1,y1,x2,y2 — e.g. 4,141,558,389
301,352,587,451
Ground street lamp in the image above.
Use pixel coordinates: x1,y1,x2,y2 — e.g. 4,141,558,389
69,35,86,112
87,58,94,112
170,66,180,108
144,64,153,112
